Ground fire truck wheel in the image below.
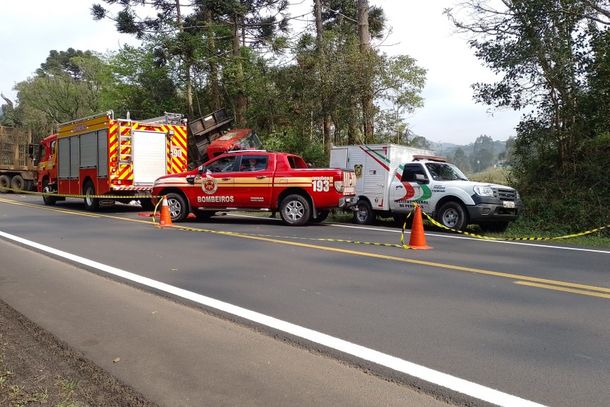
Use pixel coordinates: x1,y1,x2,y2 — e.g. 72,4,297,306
42,179,56,206
83,182,100,211
10,175,25,192
436,201,468,231
311,209,329,223
166,193,188,222
353,199,374,225
0,175,10,193
280,194,311,226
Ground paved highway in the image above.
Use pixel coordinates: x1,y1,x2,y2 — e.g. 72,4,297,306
1,194,609,406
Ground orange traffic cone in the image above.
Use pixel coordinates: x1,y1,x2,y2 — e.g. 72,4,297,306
159,196,173,228
407,205,431,250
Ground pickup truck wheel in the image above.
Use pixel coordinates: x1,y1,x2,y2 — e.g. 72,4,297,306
311,209,329,223
436,201,468,231
354,200,374,225
166,193,188,222
83,182,100,211
0,175,11,192
10,175,25,192
280,194,311,226
42,179,57,206
479,222,509,233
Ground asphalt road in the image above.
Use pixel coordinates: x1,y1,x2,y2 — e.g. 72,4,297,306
1,193,609,406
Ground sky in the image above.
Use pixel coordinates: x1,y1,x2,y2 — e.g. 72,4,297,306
0,0,522,145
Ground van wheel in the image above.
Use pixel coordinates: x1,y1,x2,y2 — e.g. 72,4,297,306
0,175,11,192
354,199,374,225
83,182,100,211
436,201,468,231
10,175,25,192
280,194,311,226
42,179,57,206
166,193,189,222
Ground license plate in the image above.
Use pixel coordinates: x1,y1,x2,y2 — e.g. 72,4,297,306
503,201,515,208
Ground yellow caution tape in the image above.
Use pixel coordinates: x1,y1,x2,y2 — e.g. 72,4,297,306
420,210,609,241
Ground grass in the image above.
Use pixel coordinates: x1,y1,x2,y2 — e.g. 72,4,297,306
327,211,610,249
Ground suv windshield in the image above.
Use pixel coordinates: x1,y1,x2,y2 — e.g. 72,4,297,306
425,162,468,181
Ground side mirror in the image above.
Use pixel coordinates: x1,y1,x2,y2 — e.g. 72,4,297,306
186,175,196,185
197,165,205,175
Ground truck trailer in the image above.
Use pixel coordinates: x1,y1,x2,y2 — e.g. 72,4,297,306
0,126,37,193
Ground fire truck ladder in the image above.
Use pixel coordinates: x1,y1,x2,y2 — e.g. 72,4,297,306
117,122,132,165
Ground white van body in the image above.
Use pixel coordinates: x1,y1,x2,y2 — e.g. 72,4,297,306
330,144,522,232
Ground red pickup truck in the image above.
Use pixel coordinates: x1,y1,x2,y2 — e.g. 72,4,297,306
152,150,357,225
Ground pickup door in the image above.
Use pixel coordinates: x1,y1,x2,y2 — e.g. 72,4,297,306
196,155,238,208
232,154,274,208
389,163,432,213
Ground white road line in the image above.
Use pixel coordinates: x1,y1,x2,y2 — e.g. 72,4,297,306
329,223,610,254
0,229,546,407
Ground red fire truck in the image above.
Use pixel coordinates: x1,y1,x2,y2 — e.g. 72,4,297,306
37,111,188,210
152,150,357,225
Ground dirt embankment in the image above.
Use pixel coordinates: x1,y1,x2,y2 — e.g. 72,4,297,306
0,299,156,407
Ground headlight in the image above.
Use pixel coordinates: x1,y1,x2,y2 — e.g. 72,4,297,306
474,185,494,196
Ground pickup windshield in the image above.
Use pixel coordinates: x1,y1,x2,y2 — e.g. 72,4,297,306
425,162,468,181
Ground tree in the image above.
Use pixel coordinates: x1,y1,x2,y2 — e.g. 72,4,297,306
447,1,609,230
12,49,112,138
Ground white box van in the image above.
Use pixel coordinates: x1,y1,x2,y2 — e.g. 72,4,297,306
330,144,522,232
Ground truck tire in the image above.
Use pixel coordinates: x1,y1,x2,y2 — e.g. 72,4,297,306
311,209,330,224
10,175,25,192
42,179,57,206
353,199,374,225
166,192,189,222
436,201,468,231
280,194,311,226
0,175,10,193
83,182,100,211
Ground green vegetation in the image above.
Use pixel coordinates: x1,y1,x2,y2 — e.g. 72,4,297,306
1,1,609,235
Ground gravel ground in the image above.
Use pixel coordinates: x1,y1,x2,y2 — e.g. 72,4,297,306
0,299,156,407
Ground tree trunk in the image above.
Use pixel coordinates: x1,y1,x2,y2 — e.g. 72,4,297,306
233,14,246,126
175,0,193,116
205,8,222,110
358,0,374,143
314,0,332,153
